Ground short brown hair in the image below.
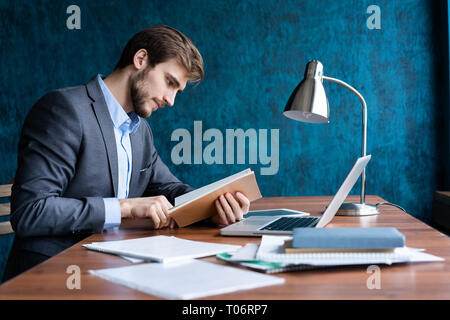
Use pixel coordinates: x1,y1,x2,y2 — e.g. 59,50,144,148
115,25,204,83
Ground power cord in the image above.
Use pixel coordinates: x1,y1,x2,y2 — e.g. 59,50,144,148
375,202,406,212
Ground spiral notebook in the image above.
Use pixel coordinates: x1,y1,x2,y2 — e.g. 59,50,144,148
256,235,444,266
216,243,322,274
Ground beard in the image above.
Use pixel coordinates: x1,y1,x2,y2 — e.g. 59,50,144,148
130,67,153,118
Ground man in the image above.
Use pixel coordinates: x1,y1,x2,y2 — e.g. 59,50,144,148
3,25,250,282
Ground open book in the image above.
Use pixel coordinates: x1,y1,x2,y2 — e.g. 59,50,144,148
169,169,262,227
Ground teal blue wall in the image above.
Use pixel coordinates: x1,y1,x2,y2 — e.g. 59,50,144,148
1,0,449,281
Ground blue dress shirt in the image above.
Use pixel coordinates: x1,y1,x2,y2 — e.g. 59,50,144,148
97,75,141,229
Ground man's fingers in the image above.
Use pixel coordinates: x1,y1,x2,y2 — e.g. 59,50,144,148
123,196,174,229
225,193,244,220
156,196,172,227
148,206,161,229
158,195,173,210
155,196,171,218
147,203,169,229
219,194,235,224
236,192,250,214
155,202,170,227
215,199,229,225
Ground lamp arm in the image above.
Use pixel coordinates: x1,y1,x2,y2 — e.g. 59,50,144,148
322,76,367,204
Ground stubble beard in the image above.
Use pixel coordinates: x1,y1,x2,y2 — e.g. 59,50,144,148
130,67,152,118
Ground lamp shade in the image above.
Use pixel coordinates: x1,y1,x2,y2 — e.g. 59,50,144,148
283,60,329,123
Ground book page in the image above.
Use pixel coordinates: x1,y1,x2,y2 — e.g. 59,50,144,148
174,169,252,206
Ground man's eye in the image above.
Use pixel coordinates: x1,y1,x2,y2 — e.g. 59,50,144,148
167,78,173,86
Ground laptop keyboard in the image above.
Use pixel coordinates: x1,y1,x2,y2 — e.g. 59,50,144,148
259,217,320,231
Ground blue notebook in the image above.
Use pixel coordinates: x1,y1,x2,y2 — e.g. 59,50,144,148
291,227,405,249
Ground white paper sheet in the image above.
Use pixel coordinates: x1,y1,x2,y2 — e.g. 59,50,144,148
89,259,284,299
229,243,259,261
84,235,241,263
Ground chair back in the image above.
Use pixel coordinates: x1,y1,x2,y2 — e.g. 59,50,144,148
0,184,13,235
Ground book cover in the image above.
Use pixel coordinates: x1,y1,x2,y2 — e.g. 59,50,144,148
291,227,405,250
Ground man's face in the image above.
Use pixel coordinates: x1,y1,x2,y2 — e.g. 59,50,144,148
129,58,188,118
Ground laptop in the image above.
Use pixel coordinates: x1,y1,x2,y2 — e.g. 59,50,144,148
220,155,371,236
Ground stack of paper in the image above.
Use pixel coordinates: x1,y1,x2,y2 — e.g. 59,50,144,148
256,235,444,266
90,259,284,300
216,236,445,273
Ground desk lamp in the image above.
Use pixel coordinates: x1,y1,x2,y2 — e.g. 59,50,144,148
283,60,379,216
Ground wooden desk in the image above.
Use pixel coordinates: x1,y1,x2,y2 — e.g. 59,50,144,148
0,195,449,300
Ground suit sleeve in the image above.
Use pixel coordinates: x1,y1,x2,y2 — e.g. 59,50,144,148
143,122,194,204
11,91,105,237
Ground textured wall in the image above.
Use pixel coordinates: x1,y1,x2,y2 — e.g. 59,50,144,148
0,0,448,281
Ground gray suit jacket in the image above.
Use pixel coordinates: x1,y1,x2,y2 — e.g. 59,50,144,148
9,76,193,257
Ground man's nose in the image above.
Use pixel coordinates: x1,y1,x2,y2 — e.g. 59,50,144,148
163,90,176,107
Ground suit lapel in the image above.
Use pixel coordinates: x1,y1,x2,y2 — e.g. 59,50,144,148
85,76,119,197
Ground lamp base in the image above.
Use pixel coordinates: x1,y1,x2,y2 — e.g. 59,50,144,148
335,203,379,216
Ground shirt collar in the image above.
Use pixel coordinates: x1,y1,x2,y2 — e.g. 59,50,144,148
97,74,140,134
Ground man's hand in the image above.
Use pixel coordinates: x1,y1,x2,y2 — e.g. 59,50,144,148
212,192,250,226
119,196,174,229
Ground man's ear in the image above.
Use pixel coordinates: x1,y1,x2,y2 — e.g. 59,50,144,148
132,49,148,70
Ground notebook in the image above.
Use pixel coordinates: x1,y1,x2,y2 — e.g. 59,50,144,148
287,227,406,252
89,259,284,299
216,243,320,274
83,235,241,263
220,155,371,236
216,252,319,274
